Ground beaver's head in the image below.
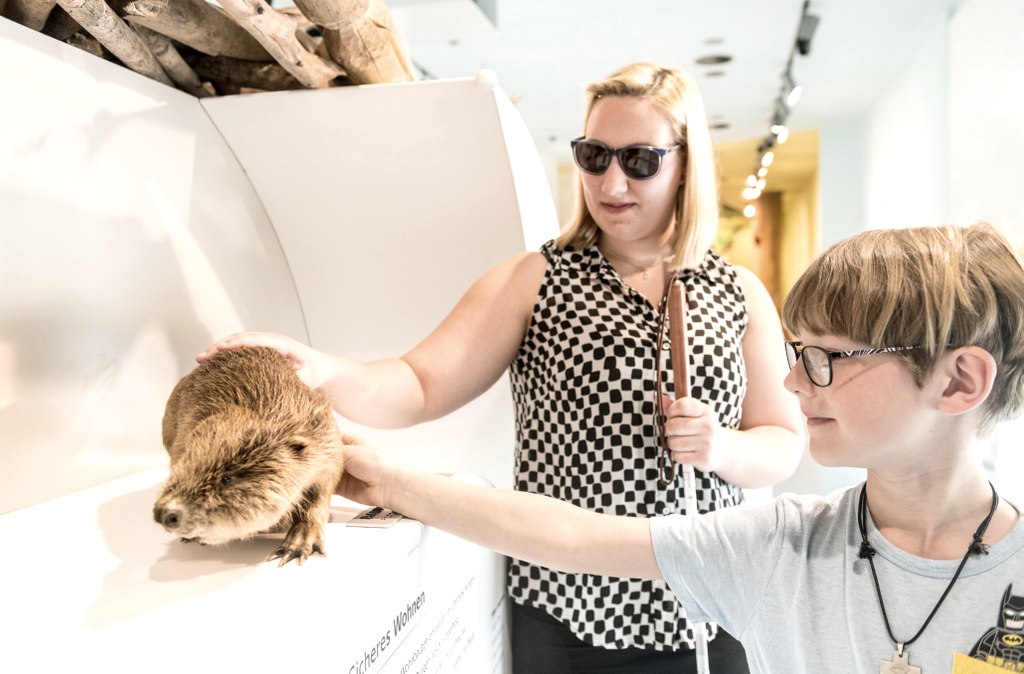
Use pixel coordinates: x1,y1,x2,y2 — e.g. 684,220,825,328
153,406,329,545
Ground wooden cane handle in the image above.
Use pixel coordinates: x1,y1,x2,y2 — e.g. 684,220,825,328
668,279,689,399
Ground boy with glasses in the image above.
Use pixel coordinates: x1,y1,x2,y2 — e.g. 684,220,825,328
338,222,1024,672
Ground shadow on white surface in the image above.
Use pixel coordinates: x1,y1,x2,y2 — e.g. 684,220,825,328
84,479,277,628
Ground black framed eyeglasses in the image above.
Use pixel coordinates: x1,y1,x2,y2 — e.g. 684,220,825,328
785,341,920,388
570,137,680,180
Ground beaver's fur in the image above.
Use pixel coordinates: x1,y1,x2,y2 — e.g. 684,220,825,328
153,346,345,566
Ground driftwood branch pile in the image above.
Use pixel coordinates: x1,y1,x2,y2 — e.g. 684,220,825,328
2,0,416,96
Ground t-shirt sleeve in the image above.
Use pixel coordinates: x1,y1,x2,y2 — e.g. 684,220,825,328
649,497,790,637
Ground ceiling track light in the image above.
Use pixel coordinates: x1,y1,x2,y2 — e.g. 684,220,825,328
741,0,820,207
796,10,820,56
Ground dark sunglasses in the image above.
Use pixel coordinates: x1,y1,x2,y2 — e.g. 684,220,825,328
570,137,680,180
785,341,920,387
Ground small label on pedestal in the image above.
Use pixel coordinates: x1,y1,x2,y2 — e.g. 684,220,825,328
347,506,405,528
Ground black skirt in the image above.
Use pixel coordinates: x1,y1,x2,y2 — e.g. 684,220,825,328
511,602,751,674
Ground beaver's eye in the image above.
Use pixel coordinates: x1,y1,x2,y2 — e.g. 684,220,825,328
221,475,234,486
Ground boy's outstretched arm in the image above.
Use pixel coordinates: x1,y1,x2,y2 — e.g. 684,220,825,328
337,444,664,581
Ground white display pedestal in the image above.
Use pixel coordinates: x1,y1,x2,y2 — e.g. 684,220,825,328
2,18,557,672
0,470,508,673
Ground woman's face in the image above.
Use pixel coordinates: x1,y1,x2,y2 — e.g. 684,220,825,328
580,96,684,248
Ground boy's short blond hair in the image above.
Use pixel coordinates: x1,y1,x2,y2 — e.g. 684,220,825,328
783,223,1024,434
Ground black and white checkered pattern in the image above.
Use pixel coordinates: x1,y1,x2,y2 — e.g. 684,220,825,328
508,241,748,651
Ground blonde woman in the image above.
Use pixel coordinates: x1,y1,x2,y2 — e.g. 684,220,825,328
202,62,804,672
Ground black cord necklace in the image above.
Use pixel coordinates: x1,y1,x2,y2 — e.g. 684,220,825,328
857,482,999,673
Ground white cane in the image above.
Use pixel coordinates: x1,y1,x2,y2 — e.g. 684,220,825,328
668,278,711,674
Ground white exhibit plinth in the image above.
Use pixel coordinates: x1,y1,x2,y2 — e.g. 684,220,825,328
0,469,507,673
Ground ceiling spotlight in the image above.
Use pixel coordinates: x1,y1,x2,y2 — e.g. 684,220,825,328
787,84,802,107
757,167,768,178
784,70,802,106
743,204,756,218
695,54,733,66
771,124,790,144
761,151,775,168
796,12,820,56
746,174,758,188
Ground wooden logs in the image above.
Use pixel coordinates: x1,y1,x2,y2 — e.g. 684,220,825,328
215,0,344,89
178,46,314,94
54,0,173,85
122,0,269,62
133,24,212,97
3,0,56,31
4,0,418,96
293,0,415,84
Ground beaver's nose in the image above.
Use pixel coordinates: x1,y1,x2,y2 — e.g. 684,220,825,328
154,506,182,529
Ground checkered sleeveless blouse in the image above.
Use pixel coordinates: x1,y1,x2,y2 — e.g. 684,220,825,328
508,241,748,651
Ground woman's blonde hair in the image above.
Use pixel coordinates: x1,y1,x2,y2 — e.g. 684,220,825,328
783,223,1024,434
555,62,720,270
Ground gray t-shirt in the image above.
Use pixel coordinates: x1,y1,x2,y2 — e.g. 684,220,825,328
650,485,1024,672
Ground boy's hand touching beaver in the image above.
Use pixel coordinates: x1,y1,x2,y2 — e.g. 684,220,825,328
153,346,348,566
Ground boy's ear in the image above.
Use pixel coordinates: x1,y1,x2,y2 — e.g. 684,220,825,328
936,346,997,416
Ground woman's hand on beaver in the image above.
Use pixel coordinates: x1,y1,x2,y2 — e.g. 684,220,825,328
335,443,391,510
197,332,326,389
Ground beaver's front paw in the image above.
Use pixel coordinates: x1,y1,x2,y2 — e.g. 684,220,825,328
267,520,326,566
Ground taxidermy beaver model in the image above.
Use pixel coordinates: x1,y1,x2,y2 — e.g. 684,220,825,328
153,346,346,566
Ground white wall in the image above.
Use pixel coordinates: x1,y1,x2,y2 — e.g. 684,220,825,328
861,7,950,231
200,73,558,490
0,19,307,513
948,0,1024,229
0,18,558,512
817,4,953,247
825,0,1024,238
